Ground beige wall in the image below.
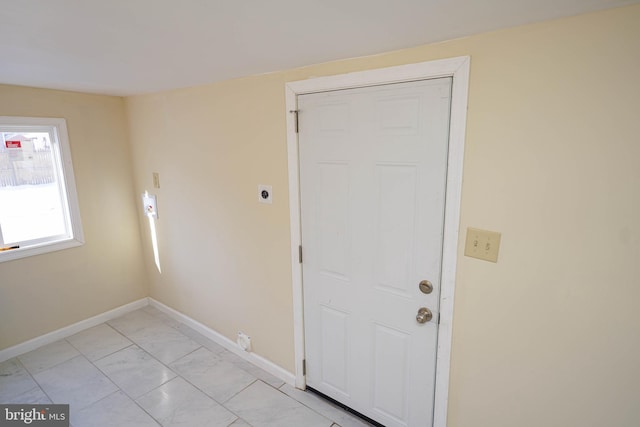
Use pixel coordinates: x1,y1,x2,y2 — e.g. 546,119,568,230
126,5,640,427
0,85,149,349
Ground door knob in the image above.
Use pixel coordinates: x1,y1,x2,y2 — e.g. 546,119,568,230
416,307,433,324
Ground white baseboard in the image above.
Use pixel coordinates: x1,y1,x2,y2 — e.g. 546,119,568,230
0,298,149,363
0,296,295,388
148,298,295,386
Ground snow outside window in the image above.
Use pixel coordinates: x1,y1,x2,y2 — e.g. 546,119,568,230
0,117,84,262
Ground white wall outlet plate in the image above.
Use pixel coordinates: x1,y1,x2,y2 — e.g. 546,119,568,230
258,185,272,204
237,331,252,352
141,192,158,218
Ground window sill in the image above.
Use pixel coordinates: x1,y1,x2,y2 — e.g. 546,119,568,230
0,238,84,263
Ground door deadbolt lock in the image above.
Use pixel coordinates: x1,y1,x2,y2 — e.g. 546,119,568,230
419,280,433,294
416,307,433,324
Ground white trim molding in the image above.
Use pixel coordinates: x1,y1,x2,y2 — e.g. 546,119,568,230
148,298,295,386
285,56,470,427
0,298,148,363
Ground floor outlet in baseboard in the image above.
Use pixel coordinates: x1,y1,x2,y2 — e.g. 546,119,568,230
237,332,252,352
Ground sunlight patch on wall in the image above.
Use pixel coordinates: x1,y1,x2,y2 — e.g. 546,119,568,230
142,191,161,273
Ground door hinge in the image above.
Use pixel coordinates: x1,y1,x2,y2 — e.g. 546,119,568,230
302,359,306,375
290,109,299,133
438,312,441,325
298,245,303,263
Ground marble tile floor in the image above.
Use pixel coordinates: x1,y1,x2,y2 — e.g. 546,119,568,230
0,306,373,427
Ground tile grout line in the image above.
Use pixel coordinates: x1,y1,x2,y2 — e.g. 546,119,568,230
220,378,259,405
27,352,124,415
147,318,308,424
100,318,242,426
64,327,136,364
130,310,341,426
84,325,169,426
15,357,54,405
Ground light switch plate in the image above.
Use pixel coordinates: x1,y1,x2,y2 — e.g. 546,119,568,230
464,227,501,262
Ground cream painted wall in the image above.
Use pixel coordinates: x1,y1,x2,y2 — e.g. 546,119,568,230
126,5,640,427
0,85,149,349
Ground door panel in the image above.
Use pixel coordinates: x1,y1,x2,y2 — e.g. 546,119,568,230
299,77,452,427
317,162,350,277
320,305,350,395
374,164,418,296
373,323,410,421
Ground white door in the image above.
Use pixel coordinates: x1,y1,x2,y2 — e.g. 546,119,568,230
299,77,452,427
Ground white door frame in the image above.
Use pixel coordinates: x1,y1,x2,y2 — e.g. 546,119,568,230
285,56,470,427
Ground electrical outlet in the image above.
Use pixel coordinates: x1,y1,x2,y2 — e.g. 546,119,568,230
237,332,252,352
141,192,158,218
258,185,272,204
464,227,501,262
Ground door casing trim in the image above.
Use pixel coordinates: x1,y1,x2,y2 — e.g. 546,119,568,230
285,56,470,427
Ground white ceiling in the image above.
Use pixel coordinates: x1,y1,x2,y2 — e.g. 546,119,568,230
0,0,636,96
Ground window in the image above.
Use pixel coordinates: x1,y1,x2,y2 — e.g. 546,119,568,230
0,117,83,262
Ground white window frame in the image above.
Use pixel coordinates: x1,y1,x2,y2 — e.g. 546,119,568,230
0,116,84,262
